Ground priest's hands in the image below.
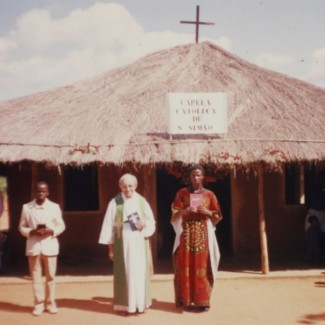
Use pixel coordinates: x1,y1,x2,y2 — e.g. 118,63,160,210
135,220,146,231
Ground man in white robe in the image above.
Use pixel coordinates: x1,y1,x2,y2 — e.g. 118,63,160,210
99,173,156,314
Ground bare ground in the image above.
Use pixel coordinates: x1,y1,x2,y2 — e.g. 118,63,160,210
0,267,324,325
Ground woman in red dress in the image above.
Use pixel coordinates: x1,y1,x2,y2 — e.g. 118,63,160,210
171,165,222,312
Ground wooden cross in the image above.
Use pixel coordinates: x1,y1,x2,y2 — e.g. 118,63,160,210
180,5,215,44
114,220,124,239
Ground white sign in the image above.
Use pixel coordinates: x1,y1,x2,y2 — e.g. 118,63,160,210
167,92,228,135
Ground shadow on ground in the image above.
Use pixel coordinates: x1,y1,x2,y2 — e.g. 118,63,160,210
298,312,325,324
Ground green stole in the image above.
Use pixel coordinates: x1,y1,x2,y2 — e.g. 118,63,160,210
113,193,153,308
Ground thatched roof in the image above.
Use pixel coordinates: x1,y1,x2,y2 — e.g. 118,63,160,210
0,41,324,168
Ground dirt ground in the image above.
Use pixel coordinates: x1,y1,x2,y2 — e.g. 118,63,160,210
0,268,324,325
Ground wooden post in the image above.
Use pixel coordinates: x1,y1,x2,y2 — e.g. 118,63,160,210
257,164,269,274
299,164,305,204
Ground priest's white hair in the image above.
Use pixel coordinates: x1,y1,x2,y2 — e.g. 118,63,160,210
119,173,138,186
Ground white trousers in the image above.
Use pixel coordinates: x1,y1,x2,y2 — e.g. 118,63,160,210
28,254,57,309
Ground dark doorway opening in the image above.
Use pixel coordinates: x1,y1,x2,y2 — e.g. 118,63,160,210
156,167,232,260
64,165,99,211
156,168,182,259
207,175,232,256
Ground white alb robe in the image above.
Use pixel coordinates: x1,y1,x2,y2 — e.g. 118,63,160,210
99,192,156,313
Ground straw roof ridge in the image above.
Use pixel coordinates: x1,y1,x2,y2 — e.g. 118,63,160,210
0,41,324,166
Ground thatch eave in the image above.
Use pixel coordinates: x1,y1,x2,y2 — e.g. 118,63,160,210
0,138,324,169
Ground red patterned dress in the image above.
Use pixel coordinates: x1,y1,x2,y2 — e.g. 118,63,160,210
171,187,221,309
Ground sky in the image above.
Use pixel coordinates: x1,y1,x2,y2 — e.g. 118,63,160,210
0,0,324,101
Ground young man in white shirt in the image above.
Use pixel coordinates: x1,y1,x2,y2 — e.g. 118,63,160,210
19,181,66,316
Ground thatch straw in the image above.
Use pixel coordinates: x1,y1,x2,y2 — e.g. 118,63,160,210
0,41,324,167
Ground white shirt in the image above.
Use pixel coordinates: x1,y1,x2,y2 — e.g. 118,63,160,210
19,198,65,256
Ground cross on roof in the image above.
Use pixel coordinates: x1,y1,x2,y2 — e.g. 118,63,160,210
180,5,215,44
